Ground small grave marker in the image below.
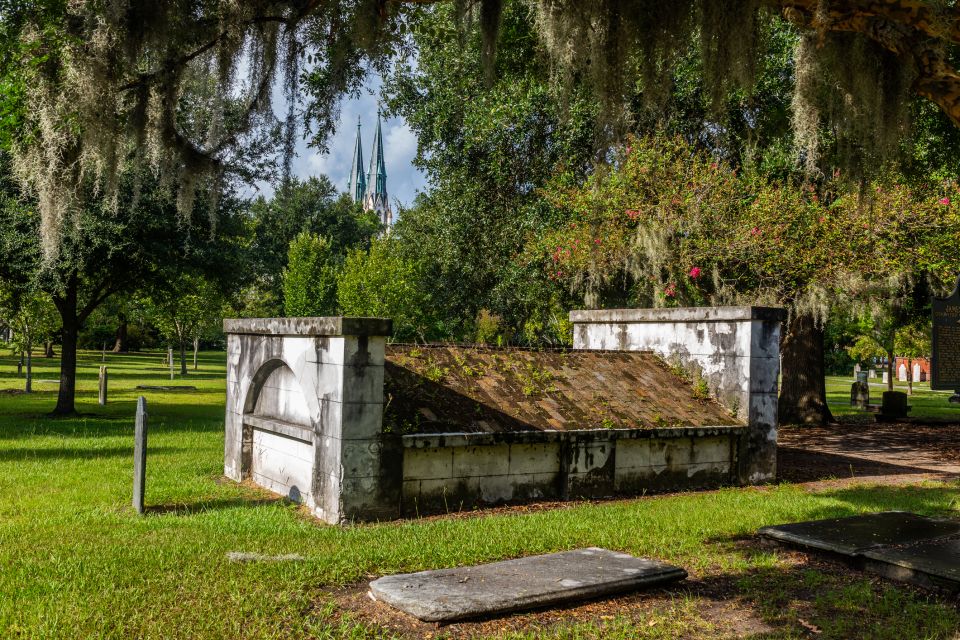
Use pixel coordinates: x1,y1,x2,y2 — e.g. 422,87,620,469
133,396,148,514
931,275,960,402
98,366,108,405
167,346,174,381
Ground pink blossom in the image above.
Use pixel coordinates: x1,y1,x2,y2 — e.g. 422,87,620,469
940,197,951,206
689,267,702,279
750,227,761,236
709,162,718,170
664,283,676,298
594,238,601,245
625,209,640,219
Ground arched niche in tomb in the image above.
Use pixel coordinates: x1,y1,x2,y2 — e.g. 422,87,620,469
240,359,315,503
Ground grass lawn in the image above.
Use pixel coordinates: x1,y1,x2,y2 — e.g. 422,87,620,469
825,374,960,420
2,351,960,638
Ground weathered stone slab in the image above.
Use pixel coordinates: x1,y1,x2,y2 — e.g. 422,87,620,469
862,538,960,592
368,547,686,622
758,511,960,557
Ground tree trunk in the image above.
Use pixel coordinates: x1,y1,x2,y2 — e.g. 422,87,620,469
887,350,895,392
193,337,199,370
44,341,55,358
907,357,914,396
778,313,834,425
112,314,128,352
179,338,187,375
53,281,79,416
25,338,32,394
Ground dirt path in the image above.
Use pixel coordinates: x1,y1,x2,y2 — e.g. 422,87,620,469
778,422,960,488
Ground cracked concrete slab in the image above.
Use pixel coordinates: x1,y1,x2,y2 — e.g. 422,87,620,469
368,547,687,622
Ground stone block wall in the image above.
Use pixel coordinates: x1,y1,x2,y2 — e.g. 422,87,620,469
400,426,744,515
569,307,785,484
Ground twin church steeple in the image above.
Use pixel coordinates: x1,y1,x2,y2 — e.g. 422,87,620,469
348,113,393,228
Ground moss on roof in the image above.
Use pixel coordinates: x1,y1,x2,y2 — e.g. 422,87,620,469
383,345,740,435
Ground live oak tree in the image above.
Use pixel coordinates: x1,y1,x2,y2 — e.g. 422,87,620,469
5,0,960,256
0,174,249,415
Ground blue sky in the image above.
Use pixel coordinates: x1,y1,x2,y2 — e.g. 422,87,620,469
285,77,428,209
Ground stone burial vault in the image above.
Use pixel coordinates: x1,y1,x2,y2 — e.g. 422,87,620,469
223,306,785,524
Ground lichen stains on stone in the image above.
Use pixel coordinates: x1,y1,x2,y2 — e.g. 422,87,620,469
383,346,741,435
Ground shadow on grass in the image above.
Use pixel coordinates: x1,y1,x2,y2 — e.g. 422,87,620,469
0,445,185,462
146,496,287,516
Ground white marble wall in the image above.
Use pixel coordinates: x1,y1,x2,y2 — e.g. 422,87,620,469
570,307,785,484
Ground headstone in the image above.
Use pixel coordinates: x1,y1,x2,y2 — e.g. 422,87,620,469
98,366,108,405
850,381,869,409
898,363,908,382
869,369,876,379
168,346,174,380
368,548,687,622
882,370,889,384
878,391,910,422
914,363,923,383
854,363,861,376
133,397,148,514
931,275,960,402
856,371,868,384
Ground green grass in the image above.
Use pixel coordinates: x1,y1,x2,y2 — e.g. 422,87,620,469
826,374,960,420
1,352,960,638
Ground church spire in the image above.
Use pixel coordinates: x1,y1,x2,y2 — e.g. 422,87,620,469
363,109,392,228
366,111,387,200
348,117,366,203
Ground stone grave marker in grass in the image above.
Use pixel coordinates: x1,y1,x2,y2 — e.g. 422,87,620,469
368,547,687,622
760,511,960,592
133,396,147,514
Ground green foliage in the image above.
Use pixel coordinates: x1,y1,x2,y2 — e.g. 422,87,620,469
384,1,594,341
145,275,226,350
473,309,502,345
250,177,379,314
336,237,432,342
531,134,960,318
282,232,340,317
0,286,57,353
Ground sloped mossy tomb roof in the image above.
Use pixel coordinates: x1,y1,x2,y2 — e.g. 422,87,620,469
383,345,740,434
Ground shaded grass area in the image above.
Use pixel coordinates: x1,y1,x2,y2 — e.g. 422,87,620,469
1,352,959,638
826,375,960,421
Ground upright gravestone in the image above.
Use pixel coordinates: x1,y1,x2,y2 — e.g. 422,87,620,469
869,368,876,379
898,363,908,382
133,396,148,514
98,366,108,405
931,276,960,403
914,363,923,383
854,363,861,377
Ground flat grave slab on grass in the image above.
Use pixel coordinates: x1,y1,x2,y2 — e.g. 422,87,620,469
368,547,687,622
863,538,960,592
757,511,960,557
